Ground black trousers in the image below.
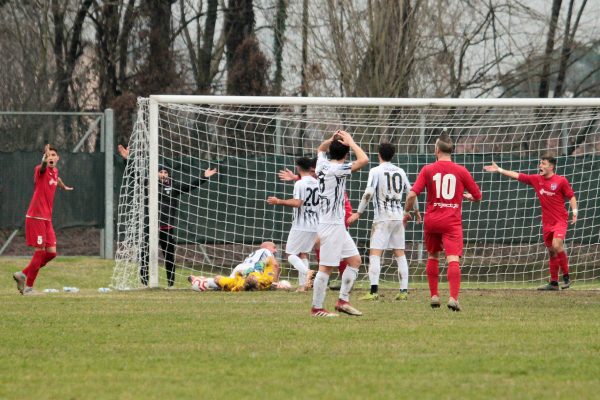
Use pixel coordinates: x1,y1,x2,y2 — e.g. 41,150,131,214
139,228,176,287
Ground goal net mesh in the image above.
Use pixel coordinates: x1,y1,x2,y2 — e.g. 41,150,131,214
112,97,600,290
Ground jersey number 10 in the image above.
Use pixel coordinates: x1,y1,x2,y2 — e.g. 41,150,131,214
432,173,457,199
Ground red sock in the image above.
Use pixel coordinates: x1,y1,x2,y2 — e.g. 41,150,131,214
41,251,57,267
338,260,347,275
447,261,461,299
426,258,439,297
549,255,559,282
315,248,320,263
22,250,46,287
557,251,569,275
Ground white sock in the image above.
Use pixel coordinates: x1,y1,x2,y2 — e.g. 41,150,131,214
368,255,381,286
396,255,409,290
312,271,329,309
288,254,309,285
339,267,359,302
206,278,218,290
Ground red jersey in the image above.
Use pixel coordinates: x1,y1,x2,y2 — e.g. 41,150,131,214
343,192,352,228
412,160,482,228
26,165,59,220
517,173,574,227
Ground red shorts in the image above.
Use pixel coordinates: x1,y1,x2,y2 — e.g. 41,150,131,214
25,218,56,248
543,223,567,248
424,225,463,256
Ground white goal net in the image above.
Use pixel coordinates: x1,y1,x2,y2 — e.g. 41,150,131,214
112,96,600,290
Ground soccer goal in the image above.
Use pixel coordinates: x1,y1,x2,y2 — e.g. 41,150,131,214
112,96,600,290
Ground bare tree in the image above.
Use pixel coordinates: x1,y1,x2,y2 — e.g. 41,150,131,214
538,0,562,98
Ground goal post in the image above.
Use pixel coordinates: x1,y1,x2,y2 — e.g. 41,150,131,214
113,95,600,290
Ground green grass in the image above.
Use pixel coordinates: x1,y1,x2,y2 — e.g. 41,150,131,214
1,256,599,399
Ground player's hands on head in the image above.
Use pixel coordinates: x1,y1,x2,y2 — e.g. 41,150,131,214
117,144,129,160
267,196,280,205
203,168,217,178
336,130,354,147
277,168,297,182
483,161,498,172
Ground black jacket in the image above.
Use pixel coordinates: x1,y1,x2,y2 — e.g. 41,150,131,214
158,176,207,228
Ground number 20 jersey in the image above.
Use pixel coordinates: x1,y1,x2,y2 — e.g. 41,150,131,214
411,160,482,228
366,162,412,222
292,175,319,232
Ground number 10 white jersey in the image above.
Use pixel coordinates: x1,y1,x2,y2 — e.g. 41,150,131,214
292,176,319,232
366,162,412,222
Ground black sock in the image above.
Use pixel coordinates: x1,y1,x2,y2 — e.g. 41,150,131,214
563,274,570,281
370,285,378,294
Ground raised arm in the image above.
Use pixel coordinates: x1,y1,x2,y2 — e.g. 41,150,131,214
317,133,336,153
176,167,217,194
337,131,368,172
40,144,51,174
483,161,519,180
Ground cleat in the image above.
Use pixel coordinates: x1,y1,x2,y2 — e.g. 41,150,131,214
359,292,379,301
537,282,559,291
430,295,441,308
560,278,571,290
395,291,408,301
447,297,461,312
13,272,26,294
335,300,363,316
22,287,43,296
311,307,338,317
328,281,341,291
295,286,307,293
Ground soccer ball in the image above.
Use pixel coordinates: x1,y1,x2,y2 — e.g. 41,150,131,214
189,275,209,292
276,280,291,290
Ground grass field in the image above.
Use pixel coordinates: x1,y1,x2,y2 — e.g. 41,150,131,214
1,256,599,400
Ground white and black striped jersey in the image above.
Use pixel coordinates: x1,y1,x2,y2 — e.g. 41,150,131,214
366,162,411,222
316,151,353,225
292,176,319,232
242,248,273,265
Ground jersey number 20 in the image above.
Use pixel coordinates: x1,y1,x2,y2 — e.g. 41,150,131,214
432,173,456,199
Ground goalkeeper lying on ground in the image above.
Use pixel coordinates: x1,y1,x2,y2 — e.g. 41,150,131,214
188,242,290,291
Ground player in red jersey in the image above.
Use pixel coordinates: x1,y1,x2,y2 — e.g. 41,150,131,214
13,144,74,295
404,134,482,311
484,155,578,290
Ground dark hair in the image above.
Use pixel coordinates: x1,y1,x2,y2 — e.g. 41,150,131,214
329,139,350,160
158,164,170,173
296,157,312,172
46,146,58,153
436,133,453,154
310,157,317,169
378,142,395,162
541,154,557,169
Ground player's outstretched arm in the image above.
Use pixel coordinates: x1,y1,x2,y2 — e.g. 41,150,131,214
57,177,74,191
569,196,578,225
484,161,519,180
266,196,302,208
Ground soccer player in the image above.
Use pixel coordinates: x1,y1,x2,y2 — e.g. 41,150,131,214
277,160,354,289
404,134,482,311
348,142,422,301
13,144,74,295
311,130,369,317
484,156,578,290
188,242,282,291
118,145,217,287
267,157,318,291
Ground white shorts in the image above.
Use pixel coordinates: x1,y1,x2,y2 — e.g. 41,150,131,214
317,224,359,267
285,229,317,255
370,220,405,250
